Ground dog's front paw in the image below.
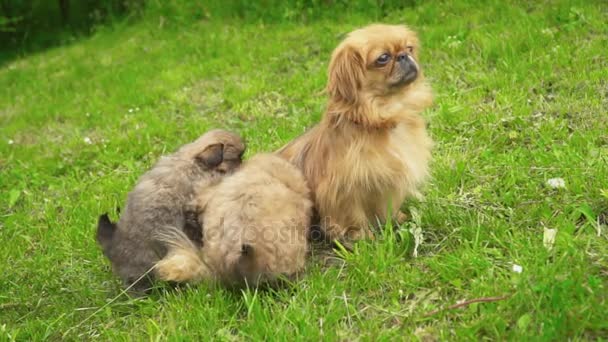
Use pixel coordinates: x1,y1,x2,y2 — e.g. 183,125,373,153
394,211,409,225
347,226,375,241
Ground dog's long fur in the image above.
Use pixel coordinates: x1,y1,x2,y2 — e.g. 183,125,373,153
277,24,433,241
154,153,312,288
96,130,245,294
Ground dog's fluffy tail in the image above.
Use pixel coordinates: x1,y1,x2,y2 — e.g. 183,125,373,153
154,227,211,283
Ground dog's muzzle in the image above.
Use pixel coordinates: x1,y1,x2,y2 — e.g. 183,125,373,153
396,53,418,85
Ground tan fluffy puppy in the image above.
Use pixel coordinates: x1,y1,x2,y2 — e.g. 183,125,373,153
155,153,312,288
96,130,245,294
277,24,433,241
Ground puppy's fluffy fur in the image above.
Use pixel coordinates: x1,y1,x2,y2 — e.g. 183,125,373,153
278,24,433,241
96,130,245,293
154,153,312,288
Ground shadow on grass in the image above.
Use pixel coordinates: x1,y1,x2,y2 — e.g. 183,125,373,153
0,0,143,67
0,0,421,67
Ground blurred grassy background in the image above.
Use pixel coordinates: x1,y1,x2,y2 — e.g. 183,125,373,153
1,0,413,57
1,0,607,340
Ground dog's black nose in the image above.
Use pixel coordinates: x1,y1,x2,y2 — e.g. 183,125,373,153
398,54,418,85
398,54,416,71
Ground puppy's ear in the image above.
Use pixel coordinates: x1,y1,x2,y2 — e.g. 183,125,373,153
195,143,224,169
327,44,365,104
97,213,116,252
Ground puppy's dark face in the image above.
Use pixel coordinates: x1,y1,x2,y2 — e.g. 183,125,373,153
96,214,159,295
97,213,116,255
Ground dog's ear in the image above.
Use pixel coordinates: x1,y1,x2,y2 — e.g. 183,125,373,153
97,213,116,252
327,44,365,104
195,143,224,169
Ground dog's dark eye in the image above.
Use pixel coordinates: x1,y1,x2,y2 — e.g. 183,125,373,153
406,45,414,53
376,53,391,66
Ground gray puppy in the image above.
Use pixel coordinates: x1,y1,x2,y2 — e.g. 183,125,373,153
96,130,245,294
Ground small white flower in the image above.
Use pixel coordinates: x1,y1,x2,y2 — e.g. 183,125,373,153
409,207,424,258
448,40,462,48
543,228,557,250
128,108,133,113
409,226,423,258
546,178,566,189
511,264,523,274
83,137,92,145
541,28,555,36
8,139,14,145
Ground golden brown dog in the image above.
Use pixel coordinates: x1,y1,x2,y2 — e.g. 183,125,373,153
277,24,434,241
155,153,312,288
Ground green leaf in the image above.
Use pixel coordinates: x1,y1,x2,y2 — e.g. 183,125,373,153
8,189,21,208
517,313,532,330
575,203,596,222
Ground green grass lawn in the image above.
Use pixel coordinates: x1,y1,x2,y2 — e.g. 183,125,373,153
1,0,607,340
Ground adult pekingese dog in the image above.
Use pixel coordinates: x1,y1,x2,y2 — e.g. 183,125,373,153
155,153,312,288
96,130,245,294
278,24,433,241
